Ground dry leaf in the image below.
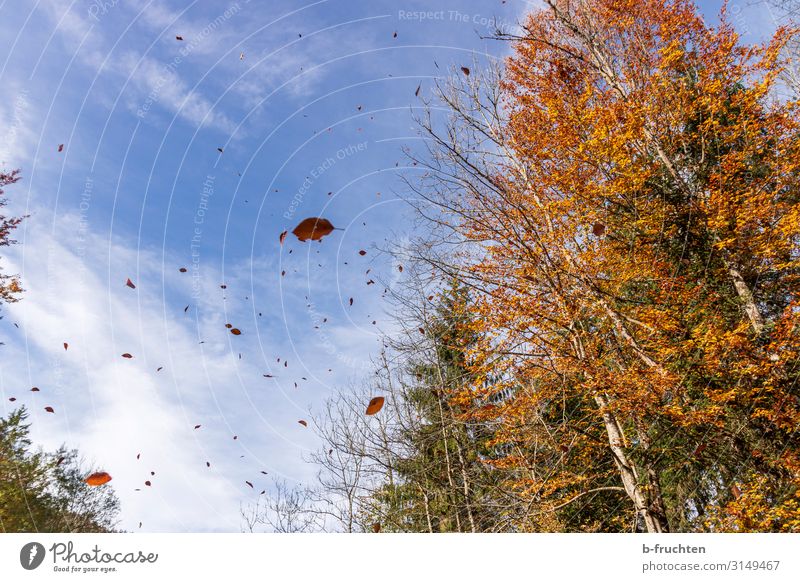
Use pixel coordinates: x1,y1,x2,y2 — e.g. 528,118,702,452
126,278,136,289
298,420,308,427
366,396,385,415
122,353,133,358
44,406,55,413
279,230,288,245
592,223,606,236
85,471,112,486
292,217,338,242
461,66,470,76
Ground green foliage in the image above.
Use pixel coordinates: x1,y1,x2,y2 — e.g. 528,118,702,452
0,407,120,532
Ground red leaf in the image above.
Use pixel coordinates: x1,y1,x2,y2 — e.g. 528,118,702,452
44,406,55,413
126,278,136,289
121,353,133,358
461,66,470,76
359,250,367,256
85,471,112,486
63,342,69,350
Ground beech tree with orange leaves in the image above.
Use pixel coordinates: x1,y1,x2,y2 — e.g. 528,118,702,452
406,0,800,532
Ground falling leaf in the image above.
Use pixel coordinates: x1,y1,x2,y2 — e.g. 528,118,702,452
225,323,233,329
359,250,367,256
31,387,39,392
415,83,421,97
298,420,308,427
9,397,16,402
58,144,64,152
279,230,288,245
292,217,338,242
592,223,606,236
44,406,55,413
121,353,133,358
239,52,245,60
217,147,224,153
206,461,211,467
245,481,253,488
157,366,163,372
260,471,268,475
349,298,354,306
179,267,187,272
230,328,242,335
63,342,68,350
126,278,136,289
145,480,152,486
85,471,112,486
461,66,470,76
366,396,385,415
194,424,201,429
175,35,183,41
56,457,65,466
184,305,189,313
393,31,397,38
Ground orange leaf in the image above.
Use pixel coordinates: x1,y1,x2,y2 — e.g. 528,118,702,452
366,396,385,415
292,217,338,242
85,471,112,486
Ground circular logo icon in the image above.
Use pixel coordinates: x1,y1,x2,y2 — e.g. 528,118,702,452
20,542,46,570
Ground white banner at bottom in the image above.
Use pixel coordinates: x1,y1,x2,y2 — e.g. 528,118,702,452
1,533,798,581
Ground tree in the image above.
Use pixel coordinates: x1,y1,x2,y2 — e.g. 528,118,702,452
0,407,120,532
406,0,800,531
0,169,24,305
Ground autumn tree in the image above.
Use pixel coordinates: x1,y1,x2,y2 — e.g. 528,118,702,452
0,407,121,532
407,0,800,532
0,169,24,306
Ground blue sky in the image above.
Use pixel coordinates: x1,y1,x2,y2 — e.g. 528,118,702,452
0,0,783,532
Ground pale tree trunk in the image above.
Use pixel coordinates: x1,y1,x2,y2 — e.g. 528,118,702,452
595,395,668,533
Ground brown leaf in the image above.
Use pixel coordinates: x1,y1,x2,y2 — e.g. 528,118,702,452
372,523,381,533
731,484,742,499
175,35,183,41
63,342,69,350
44,406,55,413
359,250,367,256
230,328,242,335
461,66,470,76
145,480,152,486
279,230,288,245
592,223,606,236
349,297,353,306
121,353,133,358
179,267,187,272
298,420,308,427
292,217,338,242
58,144,64,152
126,278,136,289
85,471,112,486
31,386,39,392
366,396,385,415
